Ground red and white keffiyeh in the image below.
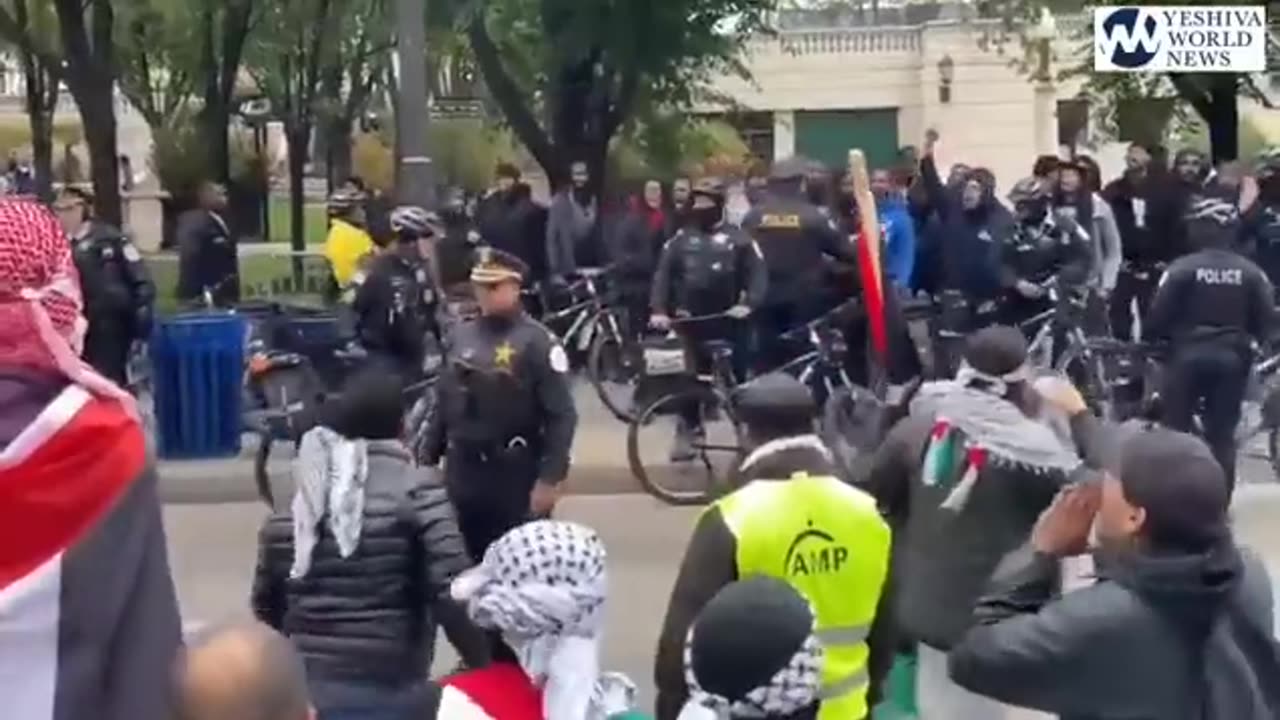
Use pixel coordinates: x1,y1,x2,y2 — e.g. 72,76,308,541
0,199,133,409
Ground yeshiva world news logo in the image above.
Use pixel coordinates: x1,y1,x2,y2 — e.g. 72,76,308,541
1094,5,1267,73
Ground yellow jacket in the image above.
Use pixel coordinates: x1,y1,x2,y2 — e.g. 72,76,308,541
324,219,375,288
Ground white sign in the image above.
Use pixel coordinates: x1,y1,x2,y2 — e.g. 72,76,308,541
1093,5,1267,73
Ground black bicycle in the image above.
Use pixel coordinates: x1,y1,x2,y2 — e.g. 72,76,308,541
626,301,860,505
538,267,641,422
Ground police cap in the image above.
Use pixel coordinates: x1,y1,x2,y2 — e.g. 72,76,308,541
769,156,810,182
734,372,817,435
470,246,528,285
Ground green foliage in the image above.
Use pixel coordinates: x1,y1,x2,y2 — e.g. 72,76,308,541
352,132,395,192
610,116,751,184
429,119,521,193
466,0,777,184
149,109,211,202
113,0,204,129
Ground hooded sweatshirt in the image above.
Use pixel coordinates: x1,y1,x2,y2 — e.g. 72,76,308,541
949,538,1280,720
877,194,917,291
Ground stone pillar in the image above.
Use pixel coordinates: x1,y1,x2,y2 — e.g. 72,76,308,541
1032,80,1058,157
773,110,796,160
123,190,169,253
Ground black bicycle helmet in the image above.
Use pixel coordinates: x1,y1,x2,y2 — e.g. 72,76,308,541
389,205,436,238
734,372,817,440
691,176,727,199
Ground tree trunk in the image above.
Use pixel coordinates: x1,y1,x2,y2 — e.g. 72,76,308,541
286,123,309,283
1206,76,1239,165
79,86,122,224
18,51,53,202
329,117,354,188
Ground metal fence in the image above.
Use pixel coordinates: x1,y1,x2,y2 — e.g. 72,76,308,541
143,249,335,314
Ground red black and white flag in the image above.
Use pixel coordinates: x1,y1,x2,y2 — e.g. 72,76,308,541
0,384,181,720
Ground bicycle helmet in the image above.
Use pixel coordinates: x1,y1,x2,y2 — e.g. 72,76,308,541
1184,194,1240,228
691,176,727,199
1008,176,1049,206
327,188,364,216
1255,146,1280,182
389,205,436,238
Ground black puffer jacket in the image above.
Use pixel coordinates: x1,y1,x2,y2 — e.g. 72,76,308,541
251,442,485,690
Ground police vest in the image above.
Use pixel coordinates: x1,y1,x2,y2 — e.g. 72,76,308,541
714,473,891,720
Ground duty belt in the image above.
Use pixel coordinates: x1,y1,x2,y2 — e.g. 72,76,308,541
455,435,530,462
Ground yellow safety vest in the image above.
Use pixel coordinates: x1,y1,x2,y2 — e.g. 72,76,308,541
714,473,891,720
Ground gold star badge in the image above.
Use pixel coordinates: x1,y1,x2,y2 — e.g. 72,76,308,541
494,341,516,368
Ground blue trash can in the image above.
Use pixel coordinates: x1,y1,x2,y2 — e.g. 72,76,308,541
151,312,248,459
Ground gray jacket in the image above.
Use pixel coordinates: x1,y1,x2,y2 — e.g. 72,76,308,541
949,541,1280,720
1090,192,1123,292
546,191,597,278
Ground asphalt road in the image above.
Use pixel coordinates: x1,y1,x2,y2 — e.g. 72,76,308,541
163,374,1280,711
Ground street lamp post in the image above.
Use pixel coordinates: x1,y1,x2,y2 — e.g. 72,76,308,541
1028,8,1058,156
394,0,435,209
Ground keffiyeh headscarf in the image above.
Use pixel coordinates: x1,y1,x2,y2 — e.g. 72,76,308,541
451,520,636,720
679,576,824,720
290,425,370,579
0,199,133,409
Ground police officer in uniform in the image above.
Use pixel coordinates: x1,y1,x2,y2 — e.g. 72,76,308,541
434,187,482,297
53,187,156,386
1241,147,1280,289
176,181,238,307
1147,194,1276,490
350,205,439,380
421,247,577,560
743,157,858,372
655,373,893,720
650,177,767,460
1000,177,1094,335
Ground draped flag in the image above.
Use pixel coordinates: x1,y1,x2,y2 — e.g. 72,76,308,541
847,149,889,363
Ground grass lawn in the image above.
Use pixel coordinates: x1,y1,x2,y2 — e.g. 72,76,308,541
266,197,328,245
146,251,331,315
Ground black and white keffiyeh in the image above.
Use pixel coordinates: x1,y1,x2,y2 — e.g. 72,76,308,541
290,426,369,579
450,520,636,720
679,629,824,720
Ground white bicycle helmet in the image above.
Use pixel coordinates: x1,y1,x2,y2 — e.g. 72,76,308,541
1185,195,1239,227
390,205,436,237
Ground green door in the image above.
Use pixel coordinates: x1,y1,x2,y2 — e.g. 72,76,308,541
794,109,900,172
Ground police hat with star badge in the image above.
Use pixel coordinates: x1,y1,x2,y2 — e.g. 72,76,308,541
470,246,529,285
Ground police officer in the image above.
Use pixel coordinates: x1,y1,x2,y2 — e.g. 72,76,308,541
655,373,893,720
650,177,767,460
434,187,482,296
1000,177,1093,334
53,187,156,387
420,247,577,560
1146,194,1276,491
1241,147,1280,288
743,157,858,372
176,181,238,307
350,205,439,380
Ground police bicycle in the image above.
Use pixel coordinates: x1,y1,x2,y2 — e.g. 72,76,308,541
536,266,641,422
1017,278,1119,419
626,301,860,505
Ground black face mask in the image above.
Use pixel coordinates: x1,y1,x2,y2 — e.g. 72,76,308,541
693,205,721,231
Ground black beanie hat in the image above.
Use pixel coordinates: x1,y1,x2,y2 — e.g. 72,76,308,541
317,366,405,440
688,576,814,702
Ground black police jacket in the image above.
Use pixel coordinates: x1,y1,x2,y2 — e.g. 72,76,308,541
649,224,767,316
999,213,1093,289
176,209,238,305
352,251,434,374
742,193,856,306
251,442,488,692
1146,247,1276,348
1241,202,1280,289
421,313,577,482
437,222,481,289
71,221,156,337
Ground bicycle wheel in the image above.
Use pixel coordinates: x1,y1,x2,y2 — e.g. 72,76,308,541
627,386,744,505
587,324,640,422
